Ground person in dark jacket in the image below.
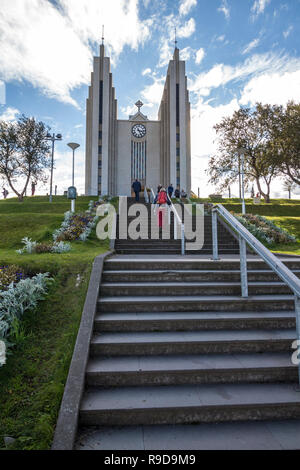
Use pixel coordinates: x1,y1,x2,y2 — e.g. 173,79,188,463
174,187,180,198
132,179,141,201
167,184,174,199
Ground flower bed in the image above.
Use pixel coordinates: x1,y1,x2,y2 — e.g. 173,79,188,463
17,237,71,255
234,213,297,245
53,211,99,243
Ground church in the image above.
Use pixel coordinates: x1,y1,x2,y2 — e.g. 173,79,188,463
85,41,191,197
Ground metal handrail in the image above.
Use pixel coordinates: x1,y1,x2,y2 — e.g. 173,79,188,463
150,188,156,203
167,193,185,255
212,204,300,297
212,203,300,385
144,187,149,203
150,188,185,255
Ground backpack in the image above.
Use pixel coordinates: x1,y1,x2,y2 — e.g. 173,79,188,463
157,191,167,205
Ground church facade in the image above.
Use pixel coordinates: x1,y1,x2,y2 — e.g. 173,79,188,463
85,44,191,197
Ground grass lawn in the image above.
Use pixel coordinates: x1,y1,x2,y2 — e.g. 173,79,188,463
0,195,111,450
191,197,300,256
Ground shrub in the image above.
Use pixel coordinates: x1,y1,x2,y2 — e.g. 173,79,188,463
17,238,71,255
0,273,53,356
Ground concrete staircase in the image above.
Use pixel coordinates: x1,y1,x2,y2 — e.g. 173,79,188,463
114,197,239,255
76,256,300,450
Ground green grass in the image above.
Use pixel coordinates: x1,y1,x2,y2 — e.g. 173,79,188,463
191,197,300,255
0,195,111,450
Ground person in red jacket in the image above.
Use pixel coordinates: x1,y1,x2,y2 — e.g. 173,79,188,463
157,188,171,228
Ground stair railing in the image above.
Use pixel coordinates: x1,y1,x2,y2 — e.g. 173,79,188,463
144,187,149,203
149,188,185,255
167,193,185,255
212,203,300,384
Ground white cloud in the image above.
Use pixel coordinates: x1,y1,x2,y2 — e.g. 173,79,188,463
179,0,197,16
283,25,293,39
195,48,205,65
0,81,5,105
0,107,20,122
177,18,196,38
53,149,86,195
240,69,300,106
0,0,151,108
218,0,230,20
74,124,83,129
251,0,271,17
189,52,300,99
141,76,165,106
142,68,152,76
120,104,137,117
180,47,192,61
242,38,260,55
216,35,226,42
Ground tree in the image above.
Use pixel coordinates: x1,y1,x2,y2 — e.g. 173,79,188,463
207,104,281,203
0,115,51,201
271,101,300,186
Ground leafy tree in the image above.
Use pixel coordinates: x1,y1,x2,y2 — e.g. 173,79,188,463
0,115,51,201
208,104,280,203
272,101,300,186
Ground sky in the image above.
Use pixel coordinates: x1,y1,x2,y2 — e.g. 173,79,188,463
1,0,300,198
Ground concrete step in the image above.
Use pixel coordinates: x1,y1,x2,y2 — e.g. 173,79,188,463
100,281,292,297
75,419,300,449
94,311,295,332
98,294,295,313
79,382,300,426
115,249,240,255
90,329,295,356
103,259,300,271
85,352,298,387
102,269,300,283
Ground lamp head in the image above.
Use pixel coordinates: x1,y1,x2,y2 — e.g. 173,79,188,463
56,134,62,140
67,142,80,151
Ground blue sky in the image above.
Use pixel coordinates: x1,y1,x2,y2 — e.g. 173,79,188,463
1,0,300,197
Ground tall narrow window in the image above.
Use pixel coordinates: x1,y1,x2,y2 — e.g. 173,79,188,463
176,83,179,127
99,80,103,124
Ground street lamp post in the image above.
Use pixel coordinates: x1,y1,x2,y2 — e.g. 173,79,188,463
237,148,246,215
46,133,62,203
67,142,80,212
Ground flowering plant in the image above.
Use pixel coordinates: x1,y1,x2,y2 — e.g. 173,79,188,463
235,213,296,245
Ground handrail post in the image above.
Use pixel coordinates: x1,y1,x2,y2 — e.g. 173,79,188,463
212,210,219,260
294,295,300,387
239,235,248,297
181,224,185,255
144,187,149,203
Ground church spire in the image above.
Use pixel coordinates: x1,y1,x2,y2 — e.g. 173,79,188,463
100,24,105,58
173,27,179,61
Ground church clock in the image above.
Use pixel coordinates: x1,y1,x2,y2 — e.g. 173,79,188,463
132,124,146,138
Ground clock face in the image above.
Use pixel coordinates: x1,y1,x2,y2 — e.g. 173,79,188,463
132,124,146,138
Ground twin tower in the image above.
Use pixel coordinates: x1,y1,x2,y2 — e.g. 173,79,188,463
85,44,191,197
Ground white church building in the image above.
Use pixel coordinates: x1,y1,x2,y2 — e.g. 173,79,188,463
85,42,191,197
